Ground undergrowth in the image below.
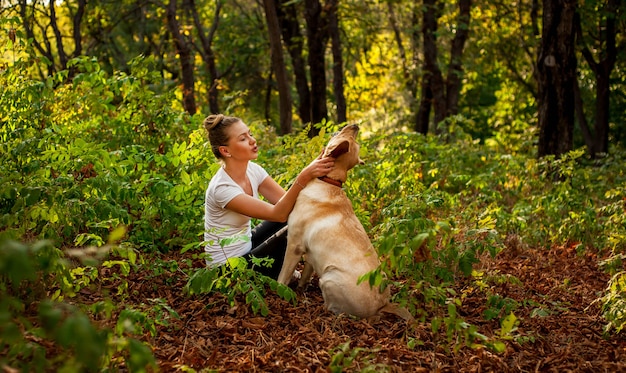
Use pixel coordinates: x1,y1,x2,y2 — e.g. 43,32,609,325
2,56,625,370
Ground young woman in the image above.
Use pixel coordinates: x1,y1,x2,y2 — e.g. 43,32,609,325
202,114,334,278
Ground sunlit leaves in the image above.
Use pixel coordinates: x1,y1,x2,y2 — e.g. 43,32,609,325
601,272,626,335
1,57,206,251
185,258,296,317
2,49,626,366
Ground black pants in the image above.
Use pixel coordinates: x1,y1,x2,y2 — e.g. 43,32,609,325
242,221,288,279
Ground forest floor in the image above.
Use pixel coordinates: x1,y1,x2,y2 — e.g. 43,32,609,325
79,241,626,372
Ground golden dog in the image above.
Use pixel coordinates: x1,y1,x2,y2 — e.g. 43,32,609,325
277,124,412,320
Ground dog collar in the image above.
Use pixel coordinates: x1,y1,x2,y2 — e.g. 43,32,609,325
318,176,343,188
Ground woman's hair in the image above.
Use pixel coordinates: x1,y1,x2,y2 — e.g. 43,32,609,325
203,114,241,159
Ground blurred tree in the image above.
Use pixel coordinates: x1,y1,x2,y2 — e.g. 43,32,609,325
536,0,577,158
304,0,330,137
263,0,293,134
387,0,419,100
188,0,225,114
574,0,622,157
277,0,311,125
415,0,472,135
274,0,344,137
14,0,86,77
166,0,196,114
3,0,624,151
328,0,346,124
77,0,168,76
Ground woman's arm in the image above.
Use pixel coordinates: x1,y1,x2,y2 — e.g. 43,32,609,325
258,177,286,205
225,155,334,222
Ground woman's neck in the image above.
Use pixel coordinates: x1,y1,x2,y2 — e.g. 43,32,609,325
223,159,249,183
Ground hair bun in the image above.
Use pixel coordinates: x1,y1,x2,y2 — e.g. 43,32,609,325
203,114,225,132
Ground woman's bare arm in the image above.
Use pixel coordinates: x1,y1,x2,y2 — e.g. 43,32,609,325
225,155,334,222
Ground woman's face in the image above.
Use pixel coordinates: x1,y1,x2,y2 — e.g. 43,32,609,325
222,120,258,160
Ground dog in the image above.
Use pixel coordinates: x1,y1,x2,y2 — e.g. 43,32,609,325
277,124,412,320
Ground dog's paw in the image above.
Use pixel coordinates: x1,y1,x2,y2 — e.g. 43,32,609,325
289,270,301,285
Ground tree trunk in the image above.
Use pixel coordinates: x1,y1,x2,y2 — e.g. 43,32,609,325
445,0,471,117
575,0,617,157
388,1,408,79
189,0,222,114
71,0,86,57
328,0,346,124
263,0,293,134
417,0,445,134
594,64,612,155
49,0,68,70
166,0,196,115
305,0,330,138
536,0,577,158
19,0,81,77
416,75,432,134
388,1,420,98
278,0,311,125
265,67,274,126
573,79,595,152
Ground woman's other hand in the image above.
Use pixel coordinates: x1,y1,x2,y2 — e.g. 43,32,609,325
300,150,334,183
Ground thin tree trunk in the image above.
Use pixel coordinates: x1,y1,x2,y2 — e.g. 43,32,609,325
71,0,86,57
49,0,68,69
19,0,58,76
389,1,418,97
265,66,273,126
445,0,471,117
166,0,196,115
263,0,293,134
305,0,329,138
416,75,432,134
328,0,346,123
573,79,595,153
409,7,421,112
575,0,617,157
278,0,311,125
189,0,222,114
594,65,611,155
420,0,445,134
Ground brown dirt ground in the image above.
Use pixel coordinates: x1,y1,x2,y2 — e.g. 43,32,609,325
80,242,626,372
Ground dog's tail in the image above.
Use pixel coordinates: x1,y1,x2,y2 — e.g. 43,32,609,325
379,303,414,322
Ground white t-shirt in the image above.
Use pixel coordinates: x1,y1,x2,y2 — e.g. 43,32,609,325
204,162,269,265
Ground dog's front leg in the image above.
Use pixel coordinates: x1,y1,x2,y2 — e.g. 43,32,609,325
277,242,305,285
298,261,314,288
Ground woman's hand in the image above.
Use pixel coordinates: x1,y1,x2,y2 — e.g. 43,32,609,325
299,150,334,184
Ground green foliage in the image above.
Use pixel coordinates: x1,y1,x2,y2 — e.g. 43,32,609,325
3,51,626,369
1,56,207,252
332,126,624,346
328,341,387,373
185,256,296,317
116,298,180,339
600,272,626,335
0,238,156,372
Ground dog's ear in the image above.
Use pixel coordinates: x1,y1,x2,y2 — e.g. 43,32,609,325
325,140,350,159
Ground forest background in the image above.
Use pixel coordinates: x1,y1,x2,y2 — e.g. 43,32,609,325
1,0,626,371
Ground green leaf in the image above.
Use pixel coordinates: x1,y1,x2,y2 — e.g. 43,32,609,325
108,225,127,243
490,340,507,353
180,170,191,185
127,338,157,372
38,301,63,333
410,233,429,250
458,251,477,276
500,312,517,337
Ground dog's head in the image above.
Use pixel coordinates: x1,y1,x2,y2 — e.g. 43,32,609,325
323,124,364,178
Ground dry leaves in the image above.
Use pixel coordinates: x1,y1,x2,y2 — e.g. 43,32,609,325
75,244,626,372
